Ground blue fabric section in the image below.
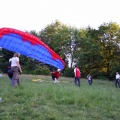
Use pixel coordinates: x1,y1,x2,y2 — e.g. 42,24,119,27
0,34,64,70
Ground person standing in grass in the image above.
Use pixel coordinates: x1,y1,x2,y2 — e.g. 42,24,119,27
87,74,92,85
6,58,13,85
51,69,61,84
11,53,22,87
115,72,120,88
73,65,81,87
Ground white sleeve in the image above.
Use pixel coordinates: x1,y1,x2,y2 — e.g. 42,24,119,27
74,68,76,76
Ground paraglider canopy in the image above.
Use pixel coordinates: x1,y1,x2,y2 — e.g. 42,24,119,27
0,28,65,70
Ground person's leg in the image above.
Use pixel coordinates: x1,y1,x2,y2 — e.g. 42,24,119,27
115,80,118,88
90,80,92,85
8,76,12,85
17,77,20,85
10,78,12,85
54,78,57,83
89,80,91,85
77,77,80,87
11,67,19,87
12,79,16,87
52,74,55,81
74,77,77,86
118,80,120,88
8,73,12,85
56,78,58,83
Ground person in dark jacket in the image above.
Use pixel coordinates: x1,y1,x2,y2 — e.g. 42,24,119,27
6,58,13,85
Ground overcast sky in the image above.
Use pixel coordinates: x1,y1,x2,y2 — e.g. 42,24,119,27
0,0,120,32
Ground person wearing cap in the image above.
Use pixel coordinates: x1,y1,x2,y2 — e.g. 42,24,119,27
51,69,61,84
11,52,22,87
73,65,81,87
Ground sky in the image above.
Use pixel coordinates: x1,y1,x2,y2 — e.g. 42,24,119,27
0,0,120,32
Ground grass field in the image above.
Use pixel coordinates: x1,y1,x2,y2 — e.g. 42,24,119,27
0,74,120,120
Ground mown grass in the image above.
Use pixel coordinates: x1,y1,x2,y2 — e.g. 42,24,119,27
0,74,120,120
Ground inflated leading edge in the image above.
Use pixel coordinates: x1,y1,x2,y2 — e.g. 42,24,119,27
0,28,65,70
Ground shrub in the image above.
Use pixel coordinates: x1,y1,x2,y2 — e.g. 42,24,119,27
63,67,74,77
33,66,50,75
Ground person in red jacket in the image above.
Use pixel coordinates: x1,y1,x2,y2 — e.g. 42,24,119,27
73,65,81,87
51,69,61,84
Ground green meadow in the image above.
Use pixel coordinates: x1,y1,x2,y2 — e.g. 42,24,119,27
0,74,120,120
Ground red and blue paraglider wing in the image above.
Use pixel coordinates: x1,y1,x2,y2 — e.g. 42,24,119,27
0,28,65,70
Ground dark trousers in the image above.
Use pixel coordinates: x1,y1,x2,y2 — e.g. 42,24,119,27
51,74,55,81
88,80,92,85
115,79,120,88
74,77,80,87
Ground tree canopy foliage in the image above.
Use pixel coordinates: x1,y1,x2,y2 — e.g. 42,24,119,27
1,20,120,80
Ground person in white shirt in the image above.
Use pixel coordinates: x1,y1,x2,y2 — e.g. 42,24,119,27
11,53,22,87
115,72,120,88
87,74,92,85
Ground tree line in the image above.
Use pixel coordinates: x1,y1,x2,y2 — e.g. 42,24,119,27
1,20,120,80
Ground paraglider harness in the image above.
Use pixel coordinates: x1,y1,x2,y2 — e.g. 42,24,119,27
7,61,13,78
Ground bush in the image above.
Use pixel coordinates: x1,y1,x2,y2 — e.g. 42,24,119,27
63,67,74,77
22,66,50,75
33,66,50,75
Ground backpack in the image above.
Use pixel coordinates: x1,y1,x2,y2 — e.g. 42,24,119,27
8,61,11,69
